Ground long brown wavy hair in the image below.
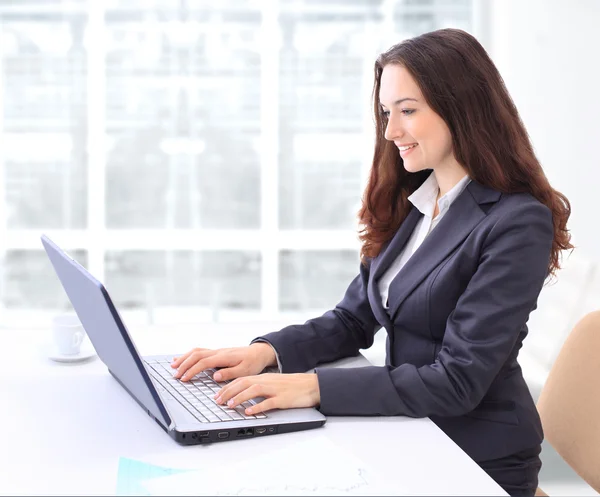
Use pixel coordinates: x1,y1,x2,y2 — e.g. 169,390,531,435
358,28,572,279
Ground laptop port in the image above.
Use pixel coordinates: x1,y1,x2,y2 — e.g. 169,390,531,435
246,428,254,436
217,432,229,439
237,429,246,437
197,431,209,438
255,427,266,434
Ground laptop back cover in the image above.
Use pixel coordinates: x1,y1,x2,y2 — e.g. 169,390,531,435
41,234,172,430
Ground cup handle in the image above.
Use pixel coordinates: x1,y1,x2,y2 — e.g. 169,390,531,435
72,331,84,348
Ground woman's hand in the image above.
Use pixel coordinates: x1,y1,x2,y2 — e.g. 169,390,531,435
171,343,276,382
214,373,321,415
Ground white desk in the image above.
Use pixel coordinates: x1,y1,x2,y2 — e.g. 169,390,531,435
0,324,506,496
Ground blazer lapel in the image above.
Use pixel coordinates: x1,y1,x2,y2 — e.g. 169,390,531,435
367,206,423,328
386,180,502,321
371,206,423,281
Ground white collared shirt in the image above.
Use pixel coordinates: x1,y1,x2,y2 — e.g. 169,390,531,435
378,172,472,309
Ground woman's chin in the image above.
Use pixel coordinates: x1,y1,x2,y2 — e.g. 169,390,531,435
403,161,425,173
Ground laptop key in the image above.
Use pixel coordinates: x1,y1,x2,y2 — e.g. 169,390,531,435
209,406,225,416
215,411,232,422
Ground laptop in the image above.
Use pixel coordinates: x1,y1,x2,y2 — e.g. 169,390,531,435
41,234,327,445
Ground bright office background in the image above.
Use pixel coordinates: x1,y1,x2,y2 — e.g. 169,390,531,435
0,0,481,328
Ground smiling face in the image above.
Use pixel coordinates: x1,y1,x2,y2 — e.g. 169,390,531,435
379,63,457,174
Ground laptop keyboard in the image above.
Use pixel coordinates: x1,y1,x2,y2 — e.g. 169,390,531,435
145,359,267,424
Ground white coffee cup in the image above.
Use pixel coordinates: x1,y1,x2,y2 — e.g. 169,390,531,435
52,313,86,356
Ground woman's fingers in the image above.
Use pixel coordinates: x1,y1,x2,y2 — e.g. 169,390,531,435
173,349,218,379
215,377,256,404
246,397,278,415
224,383,265,411
212,363,247,382
172,345,273,384
178,353,229,381
215,374,278,410
215,373,320,412
170,350,192,368
171,348,209,368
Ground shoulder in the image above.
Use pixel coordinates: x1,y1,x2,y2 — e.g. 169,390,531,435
466,180,551,225
481,192,553,249
487,191,552,227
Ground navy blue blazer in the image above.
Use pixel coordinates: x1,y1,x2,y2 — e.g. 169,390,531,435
258,176,553,462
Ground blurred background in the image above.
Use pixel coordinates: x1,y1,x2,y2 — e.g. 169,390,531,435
0,0,479,327
0,0,599,494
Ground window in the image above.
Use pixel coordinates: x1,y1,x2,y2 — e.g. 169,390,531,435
0,0,476,329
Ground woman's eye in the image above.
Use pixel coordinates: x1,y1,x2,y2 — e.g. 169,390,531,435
381,109,414,118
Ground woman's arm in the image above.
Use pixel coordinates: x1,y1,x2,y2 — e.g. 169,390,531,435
254,259,382,373
172,258,381,384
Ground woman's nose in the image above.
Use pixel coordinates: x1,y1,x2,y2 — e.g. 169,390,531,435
384,118,400,142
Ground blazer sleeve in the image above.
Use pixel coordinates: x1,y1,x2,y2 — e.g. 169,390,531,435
316,201,554,417
252,259,382,373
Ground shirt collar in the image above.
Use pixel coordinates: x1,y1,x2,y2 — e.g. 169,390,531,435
408,171,471,217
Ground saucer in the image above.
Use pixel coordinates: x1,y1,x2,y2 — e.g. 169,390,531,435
48,344,96,363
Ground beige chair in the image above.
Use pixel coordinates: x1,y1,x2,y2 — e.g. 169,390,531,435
534,310,600,496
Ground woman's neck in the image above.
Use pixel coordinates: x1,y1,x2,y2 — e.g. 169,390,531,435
432,165,468,198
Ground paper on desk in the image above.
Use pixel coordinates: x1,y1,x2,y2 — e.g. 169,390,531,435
142,435,389,496
116,457,192,496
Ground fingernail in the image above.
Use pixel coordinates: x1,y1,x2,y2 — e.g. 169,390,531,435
214,372,221,381
245,408,252,414
227,399,234,407
215,396,222,404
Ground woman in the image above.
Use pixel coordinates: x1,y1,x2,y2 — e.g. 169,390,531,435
172,28,572,496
